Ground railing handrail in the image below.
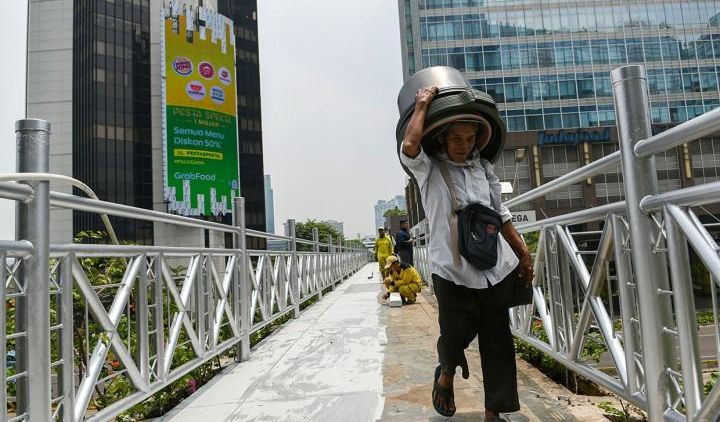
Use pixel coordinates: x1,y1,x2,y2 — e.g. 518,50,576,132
640,180,720,212
505,150,621,209
50,189,239,233
0,179,363,252
634,106,720,158
515,201,626,233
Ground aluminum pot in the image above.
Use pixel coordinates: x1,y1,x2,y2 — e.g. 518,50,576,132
396,66,506,176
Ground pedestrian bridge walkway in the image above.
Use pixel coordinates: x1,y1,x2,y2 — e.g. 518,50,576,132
157,264,607,422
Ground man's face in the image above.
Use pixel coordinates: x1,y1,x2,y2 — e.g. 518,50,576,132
444,122,478,163
401,222,409,230
391,261,401,272
378,230,385,238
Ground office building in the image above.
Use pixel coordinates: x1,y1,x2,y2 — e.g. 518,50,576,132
374,195,406,230
398,0,720,219
218,0,266,239
26,0,265,244
264,175,275,234
27,0,154,243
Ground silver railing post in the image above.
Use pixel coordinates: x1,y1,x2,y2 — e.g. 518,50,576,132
15,118,52,420
328,234,335,289
59,255,75,421
287,219,300,318
312,227,321,298
611,214,640,398
664,206,703,417
338,238,344,279
233,197,250,361
612,65,673,419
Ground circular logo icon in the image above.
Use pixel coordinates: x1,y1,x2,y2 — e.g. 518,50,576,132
210,86,225,104
186,81,206,101
173,56,193,76
198,61,215,79
218,67,232,85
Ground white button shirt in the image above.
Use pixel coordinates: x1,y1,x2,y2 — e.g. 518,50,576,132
401,143,519,289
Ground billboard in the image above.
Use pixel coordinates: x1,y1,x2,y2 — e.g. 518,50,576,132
162,5,238,216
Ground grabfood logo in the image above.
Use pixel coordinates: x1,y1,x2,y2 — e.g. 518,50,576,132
211,86,225,104
173,57,193,76
198,61,214,79
186,81,206,100
174,172,216,181
218,67,232,85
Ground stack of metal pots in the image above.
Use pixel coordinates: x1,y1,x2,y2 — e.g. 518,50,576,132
396,66,506,177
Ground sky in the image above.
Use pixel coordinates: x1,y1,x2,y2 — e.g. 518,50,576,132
0,0,407,241
0,2,27,240
257,1,407,237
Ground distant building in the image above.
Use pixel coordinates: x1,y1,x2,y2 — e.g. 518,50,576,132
323,220,344,236
405,177,425,228
374,196,406,230
264,175,275,234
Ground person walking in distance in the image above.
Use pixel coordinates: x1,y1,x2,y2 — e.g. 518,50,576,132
400,86,534,421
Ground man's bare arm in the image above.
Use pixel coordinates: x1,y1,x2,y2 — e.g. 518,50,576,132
501,221,534,284
401,86,439,159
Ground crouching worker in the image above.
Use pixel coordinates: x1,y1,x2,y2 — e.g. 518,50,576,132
383,255,422,304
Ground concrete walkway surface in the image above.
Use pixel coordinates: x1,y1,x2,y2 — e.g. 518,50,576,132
158,263,611,422
158,264,385,422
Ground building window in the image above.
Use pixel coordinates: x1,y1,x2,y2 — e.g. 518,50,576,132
542,145,583,209
592,143,624,204
494,148,532,210
690,138,720,185
655,150,682,193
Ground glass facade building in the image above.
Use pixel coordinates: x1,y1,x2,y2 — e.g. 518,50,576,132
219,1,266,239
399,0,720,216
73,0,154,244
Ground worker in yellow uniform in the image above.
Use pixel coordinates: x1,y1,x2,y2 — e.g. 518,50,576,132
383,255,422,304
374,227,394,277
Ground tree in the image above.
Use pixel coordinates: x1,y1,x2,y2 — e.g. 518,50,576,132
383,207,406,218
345,238,364,249
294,220,344,251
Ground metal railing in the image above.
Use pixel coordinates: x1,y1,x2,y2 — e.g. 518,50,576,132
415,65,720,422
1,119,368,421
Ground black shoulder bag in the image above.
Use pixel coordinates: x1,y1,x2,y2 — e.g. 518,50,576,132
437,162,501,270
437,161,533,307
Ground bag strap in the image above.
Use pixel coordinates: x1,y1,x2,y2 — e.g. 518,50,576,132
437,161,462,266
437,161,460,214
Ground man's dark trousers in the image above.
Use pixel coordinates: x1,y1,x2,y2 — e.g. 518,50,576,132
398,249,413,266
432,273,520,413
395,229,414,266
